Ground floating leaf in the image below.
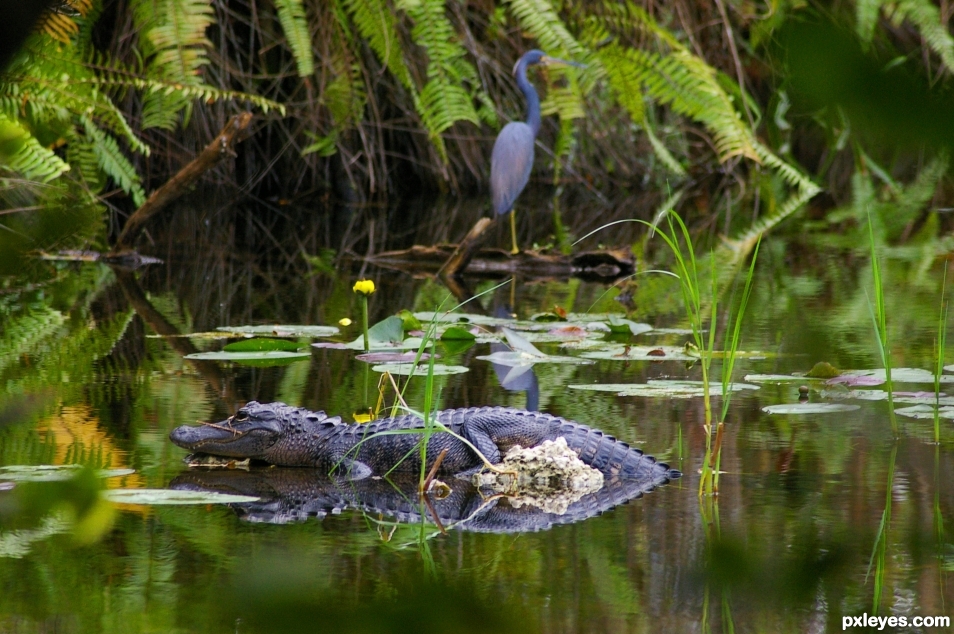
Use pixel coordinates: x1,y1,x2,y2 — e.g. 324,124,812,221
530,312,565,322
826,374,885,387
441,326,476,341
840,368,954,383
806,362,841,378
607,315,653,336
744,374,818,384
581,345,697,361
223,338,303,352
370,363,469,376
570,380,757,398
0,465,135,483
216,325,338,338
103,489,259,505
355,352,436,363
184,350,311,366
895,405,954,419
396,310,422,331
821,389,950,403
761,403,861,414
312,316,414,351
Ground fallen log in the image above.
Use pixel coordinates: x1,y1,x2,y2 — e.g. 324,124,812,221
368,244,634,282
111,112,254,253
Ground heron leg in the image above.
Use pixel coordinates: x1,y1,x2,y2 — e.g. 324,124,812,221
509,208,519,254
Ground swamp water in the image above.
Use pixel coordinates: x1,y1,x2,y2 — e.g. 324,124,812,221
1,200,954,633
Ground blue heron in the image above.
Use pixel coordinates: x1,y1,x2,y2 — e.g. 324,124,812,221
491,49,582,254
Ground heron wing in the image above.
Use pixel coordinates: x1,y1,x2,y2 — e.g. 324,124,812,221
490,122,535,216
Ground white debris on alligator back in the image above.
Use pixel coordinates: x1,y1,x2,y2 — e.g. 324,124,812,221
185,453,250,469
472,437,603,513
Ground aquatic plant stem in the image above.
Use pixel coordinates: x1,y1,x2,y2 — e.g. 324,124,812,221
866,219,898,436
934,263,948,444
361,295,370,352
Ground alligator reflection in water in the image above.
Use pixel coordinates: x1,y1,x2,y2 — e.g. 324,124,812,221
170,468,667,532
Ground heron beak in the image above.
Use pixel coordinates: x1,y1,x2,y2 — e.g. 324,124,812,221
540,55,585,69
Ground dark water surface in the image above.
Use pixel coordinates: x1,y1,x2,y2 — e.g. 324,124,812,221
1,198,953,633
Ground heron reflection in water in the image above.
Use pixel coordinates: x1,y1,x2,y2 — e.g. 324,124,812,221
491,50,584,254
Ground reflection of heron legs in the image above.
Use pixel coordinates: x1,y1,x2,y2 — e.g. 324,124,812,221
509,208,519,254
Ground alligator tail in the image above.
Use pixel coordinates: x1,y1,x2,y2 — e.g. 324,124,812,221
556,420,680,482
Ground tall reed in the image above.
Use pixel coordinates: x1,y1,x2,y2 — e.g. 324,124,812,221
866,219,898,436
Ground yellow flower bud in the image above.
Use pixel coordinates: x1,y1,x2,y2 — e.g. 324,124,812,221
338,317,352,327
353,279,376,295
352,408,374,424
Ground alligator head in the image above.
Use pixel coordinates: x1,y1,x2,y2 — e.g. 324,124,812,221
169,401,338,466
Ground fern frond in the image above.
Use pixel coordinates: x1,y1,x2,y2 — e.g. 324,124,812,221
81,117,146,205
890,0,954,72
274,0,315,77
856,0,883,42
504,0,585,58
37,12,80,44
0,115,71,183
340,0,413,90
396,0,483,164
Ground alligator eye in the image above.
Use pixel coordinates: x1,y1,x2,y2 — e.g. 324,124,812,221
233,410,249,422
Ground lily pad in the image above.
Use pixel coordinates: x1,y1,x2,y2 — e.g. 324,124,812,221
894,405,954,420
606,316,653,336
0,465,136,482
840,368,954,383
761,403,861,414
216,325,338,338
570,380,758,398
826,374,885,387
743,374,818,384
103,489,260,505
581,345,697,361
223,338,304,353
821,389,952,404
355,352,436,363
441,326,476,341
184,350,311,365
312,316,416,351
370,363,469,376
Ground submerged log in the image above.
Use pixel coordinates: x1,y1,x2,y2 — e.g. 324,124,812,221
111,112,254,253
368,244,634,282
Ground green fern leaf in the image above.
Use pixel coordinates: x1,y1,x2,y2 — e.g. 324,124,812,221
891,0,954,71
0,115,71,183
275,0,315,77
340,0,413,90
81,117,146,206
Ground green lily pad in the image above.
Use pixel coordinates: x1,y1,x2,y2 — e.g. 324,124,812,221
441,326,476,341
216,325,338,338
894,405,954,419
761,403,861,414
743,374,818,384
0,465,136,483
223,338,303,353
184,350,311,366
396,310,423,332
103,489,260,505
478,330,591,367
581,345,697,361
570,380,758,398
607,315,653,336
312,316,418,351
414,312,511,327
841,368,954,383
370,363,470,376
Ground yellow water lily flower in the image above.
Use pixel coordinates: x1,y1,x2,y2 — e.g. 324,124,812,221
353,279,376,295
338,317,352,327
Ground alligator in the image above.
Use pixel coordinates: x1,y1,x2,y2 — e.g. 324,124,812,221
169,468,668,532
168,401,680,483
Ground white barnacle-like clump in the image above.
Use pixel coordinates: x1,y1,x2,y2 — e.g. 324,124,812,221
473,437,604,513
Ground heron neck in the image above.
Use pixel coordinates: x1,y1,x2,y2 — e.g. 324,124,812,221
515,60,541,136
